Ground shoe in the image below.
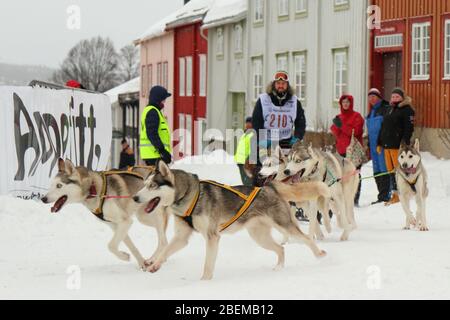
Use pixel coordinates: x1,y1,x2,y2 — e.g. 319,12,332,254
371,200,383,205
385,192,400,206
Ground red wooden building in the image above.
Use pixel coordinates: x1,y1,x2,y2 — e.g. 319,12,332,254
166,3,210,159
370,0,450,129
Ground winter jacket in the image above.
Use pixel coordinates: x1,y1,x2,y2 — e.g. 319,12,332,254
366,100,390,173
330,95,365,156
252,90,306,148
378,96,415,149
119,147,136,169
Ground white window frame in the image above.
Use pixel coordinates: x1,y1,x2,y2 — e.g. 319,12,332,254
252,58,263,101
444,19,450,79
186,56,193,97
335,0,348,6
276,54,288,72
216,28,224,57
179,58,185,97
162,62,168,89
157,62,162,86
234,24,243,54
278,0,289,17
254,0,264,23
294,52,307,102
148,64,153,92
178,114,185,155
333,49,348,102
185,114,193,156
199,54,207,97
411,21,431,81
141,65,147,97
295,0,308,14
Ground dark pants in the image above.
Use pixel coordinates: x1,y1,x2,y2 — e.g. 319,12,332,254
237,164,253,187
144,159,159,166
375,174,391,202
354,165,362,205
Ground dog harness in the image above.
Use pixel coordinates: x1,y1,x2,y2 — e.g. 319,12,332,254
87,167,154,221
183,181,261,232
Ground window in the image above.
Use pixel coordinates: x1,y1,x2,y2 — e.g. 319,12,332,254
254,0,264,23
252,58,263,101
333,49,348,102
278,0,289,17
445,20,450,78
147,64,153,92
411,22,431,80
234,24,243,54
141,65,147,97
294,53,307,101
217,28,224,57
296,0,307,13
178,114,185,155
162,62,168,89
186,56,193,96
276,54,288,72
179,58,185,96
157,62,162,86
199,54,207,97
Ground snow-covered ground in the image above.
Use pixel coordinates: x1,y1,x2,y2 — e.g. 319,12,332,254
1,151,450,300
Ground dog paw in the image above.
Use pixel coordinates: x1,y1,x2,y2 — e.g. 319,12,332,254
273,264,284,272
146,262,161,273
317,250,327,258
419,226,429,232
201,274,213,281
403,226,411,230
117,251,130,262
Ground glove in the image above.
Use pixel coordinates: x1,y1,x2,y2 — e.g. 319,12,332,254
333,116,343,128
159,149,172,164
290,136,300,146
376,146,382,154
258,140,271,149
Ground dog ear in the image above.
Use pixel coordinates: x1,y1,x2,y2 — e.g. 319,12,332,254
64,159,76,175
58,158,65,173
414,139,420,153
158,160,174,184
275,146,287,164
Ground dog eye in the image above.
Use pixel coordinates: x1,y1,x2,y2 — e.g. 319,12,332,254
409,155,413,159
296,160,301,164
57,184,63,189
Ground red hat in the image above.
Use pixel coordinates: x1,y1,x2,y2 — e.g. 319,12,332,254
66,80,82,88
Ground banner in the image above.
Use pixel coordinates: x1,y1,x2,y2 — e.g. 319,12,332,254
0,86,112,199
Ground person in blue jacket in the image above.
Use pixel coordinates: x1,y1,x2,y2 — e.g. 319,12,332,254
366,88,391,205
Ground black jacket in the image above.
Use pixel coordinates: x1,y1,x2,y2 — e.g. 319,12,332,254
252,92,306,148
119,147,136,169
378,96,415,149
369,99,390,118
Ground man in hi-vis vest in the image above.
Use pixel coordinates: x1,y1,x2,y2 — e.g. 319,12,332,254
140,86,172,166
252,71,306,161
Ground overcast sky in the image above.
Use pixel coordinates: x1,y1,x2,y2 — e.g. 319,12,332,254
0,0,183,68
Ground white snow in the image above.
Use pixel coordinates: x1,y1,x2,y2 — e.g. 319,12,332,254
1,150,450,299
104,78,140,104
203,0,247,29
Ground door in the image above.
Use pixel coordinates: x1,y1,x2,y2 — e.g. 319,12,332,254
382,52,403,99
231,93,246,130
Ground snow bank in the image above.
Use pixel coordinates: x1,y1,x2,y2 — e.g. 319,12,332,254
1,152,450,299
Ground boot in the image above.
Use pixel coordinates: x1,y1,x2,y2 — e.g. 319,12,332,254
385,191,400,206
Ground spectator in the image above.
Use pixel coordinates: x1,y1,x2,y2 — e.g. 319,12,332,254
119,139,136,169
235,117,255,186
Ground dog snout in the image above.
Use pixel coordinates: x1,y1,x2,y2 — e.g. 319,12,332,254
133,196,140,203
284,169,291,176
41,197,48,204
402,163,408,169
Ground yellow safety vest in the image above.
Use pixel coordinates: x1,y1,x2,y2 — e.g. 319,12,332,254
234,131,254,164
140,106,172,160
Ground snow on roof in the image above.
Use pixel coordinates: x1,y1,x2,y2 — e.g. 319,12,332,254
203,0,247,29
105,77,140,104
136,0,215,43
165,0,215,29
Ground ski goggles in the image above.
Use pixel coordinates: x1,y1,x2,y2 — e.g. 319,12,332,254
273,71,290,82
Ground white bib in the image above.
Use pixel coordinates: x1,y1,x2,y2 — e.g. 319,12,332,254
260,93,298,141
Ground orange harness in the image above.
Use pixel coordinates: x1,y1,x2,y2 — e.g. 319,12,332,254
183,181,261,232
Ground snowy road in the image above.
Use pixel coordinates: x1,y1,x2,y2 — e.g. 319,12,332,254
1,152,449,299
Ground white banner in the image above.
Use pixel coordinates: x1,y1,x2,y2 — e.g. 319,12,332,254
0,86,112,199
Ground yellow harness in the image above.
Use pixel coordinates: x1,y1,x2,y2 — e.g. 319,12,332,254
90,167,155,221
183,181,261,232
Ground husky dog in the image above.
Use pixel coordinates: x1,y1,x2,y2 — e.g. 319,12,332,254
134,161,329,280
41,159,169,268
396,140,429,231
280,143,360,241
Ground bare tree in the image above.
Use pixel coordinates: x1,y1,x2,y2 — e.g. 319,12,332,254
118,44,139,82
53,37,119,92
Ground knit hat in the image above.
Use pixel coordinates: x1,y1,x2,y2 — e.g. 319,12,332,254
368,88,382,99
392,87,405,98
245,117,253,123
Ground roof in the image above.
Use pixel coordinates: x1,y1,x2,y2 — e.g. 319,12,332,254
202,0,247,29
104,77,140,104
165,0,215,30
135,11,179,44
